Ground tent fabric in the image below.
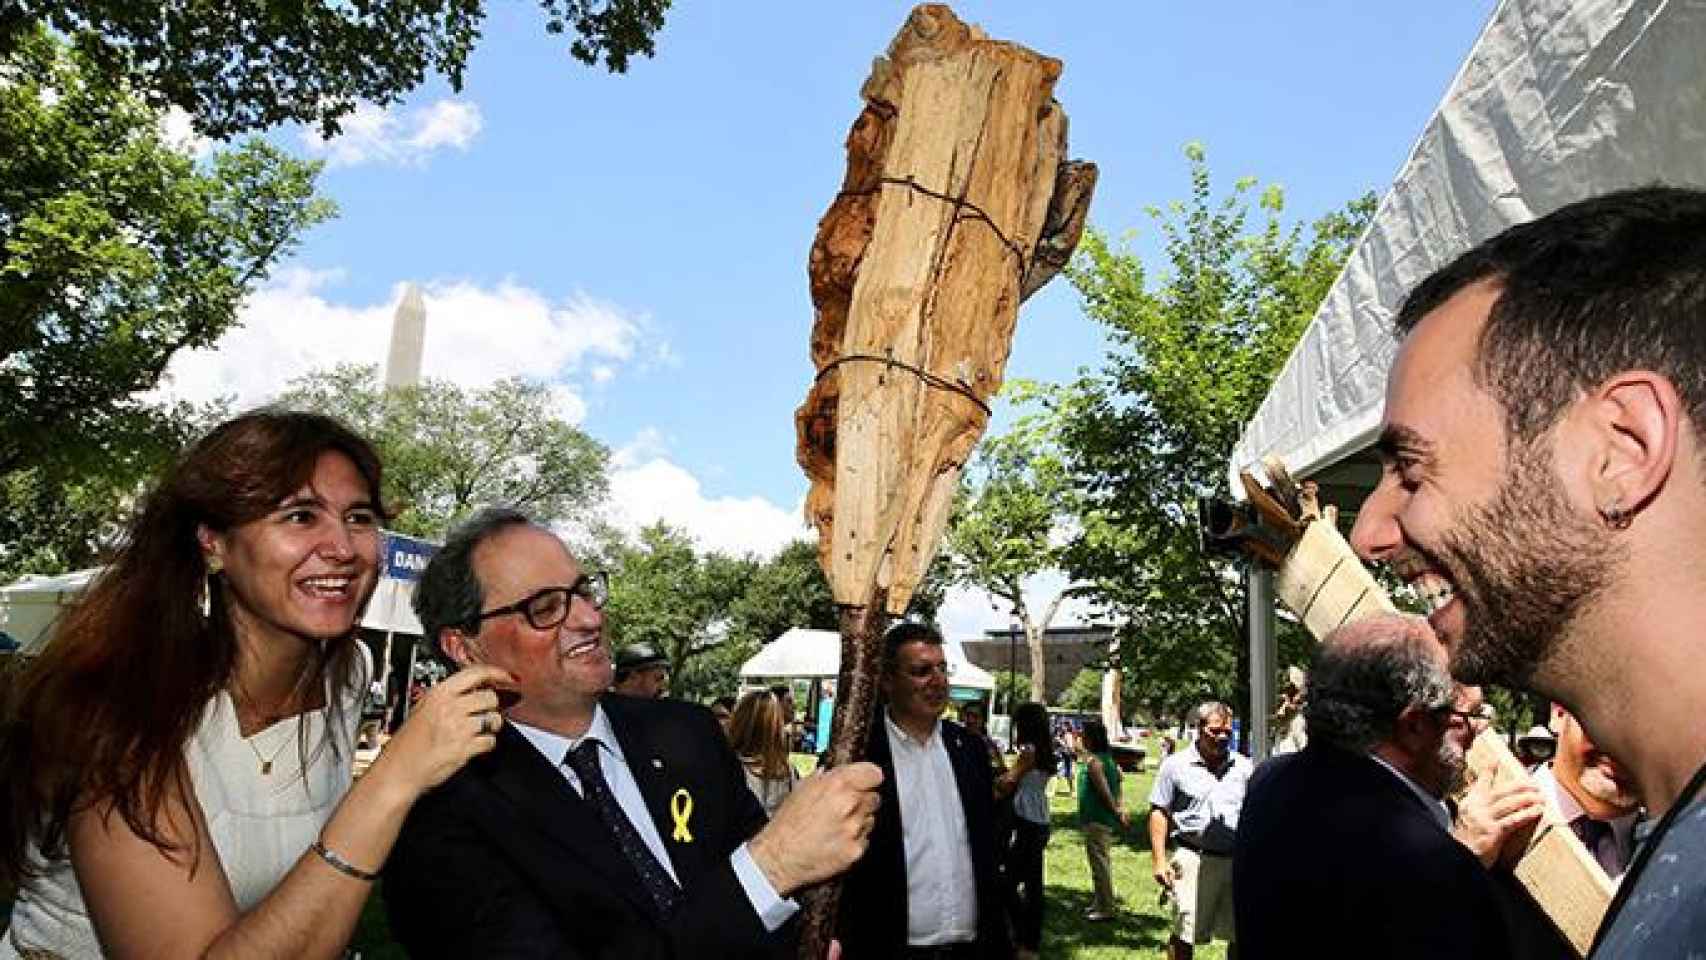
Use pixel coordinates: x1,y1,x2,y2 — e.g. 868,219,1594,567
739,627,995,691
1231,0,1706,489
0,570,98,654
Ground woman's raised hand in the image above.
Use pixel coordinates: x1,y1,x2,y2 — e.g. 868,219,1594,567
375,665,515,796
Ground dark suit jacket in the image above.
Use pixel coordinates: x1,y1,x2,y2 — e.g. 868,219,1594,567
1233,743,1511,959
384,695,785,959
837,712,1011,959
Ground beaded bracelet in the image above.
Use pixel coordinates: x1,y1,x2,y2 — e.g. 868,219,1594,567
311,839,378,882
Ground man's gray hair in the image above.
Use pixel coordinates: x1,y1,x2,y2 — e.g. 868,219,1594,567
413,506,533,657
1304,615,1455,753
1193,700,1233,727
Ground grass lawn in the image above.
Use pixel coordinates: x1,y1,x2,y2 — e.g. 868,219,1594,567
1040,765,1228,959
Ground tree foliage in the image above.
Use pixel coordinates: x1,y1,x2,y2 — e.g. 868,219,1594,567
1039,144,1375,721
600,523,755,702
0,26,333,484
944,394,1087,703
276,363,609,538
0,1,671,138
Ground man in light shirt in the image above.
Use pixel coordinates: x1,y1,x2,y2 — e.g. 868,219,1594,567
1148,701,1252,960
838,622,1011,959
385,508,883,958
1537,704,1640,881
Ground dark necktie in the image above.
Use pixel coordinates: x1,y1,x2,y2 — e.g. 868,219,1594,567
1572,815,1612,858
564,739,682,917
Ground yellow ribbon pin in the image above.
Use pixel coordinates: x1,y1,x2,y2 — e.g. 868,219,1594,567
670,789,694,843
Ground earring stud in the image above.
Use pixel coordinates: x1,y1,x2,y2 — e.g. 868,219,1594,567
1600,501,1633,530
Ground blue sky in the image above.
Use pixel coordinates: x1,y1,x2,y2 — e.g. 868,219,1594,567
162,1,1496,638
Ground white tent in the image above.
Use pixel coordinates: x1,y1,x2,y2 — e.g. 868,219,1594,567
740,627,996,693
1231,0,1706,493
0,569,97,653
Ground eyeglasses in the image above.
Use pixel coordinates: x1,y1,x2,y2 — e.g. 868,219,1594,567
471,572,609,631
1441,704,1495,728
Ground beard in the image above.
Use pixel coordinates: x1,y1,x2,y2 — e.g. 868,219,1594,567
1432,435,1625,688
1436,730,1469,797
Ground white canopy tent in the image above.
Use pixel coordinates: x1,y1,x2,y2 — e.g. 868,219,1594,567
740,627,996,694
1231,0,1706,496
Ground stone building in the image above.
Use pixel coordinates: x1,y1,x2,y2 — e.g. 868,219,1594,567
959,624,1114,706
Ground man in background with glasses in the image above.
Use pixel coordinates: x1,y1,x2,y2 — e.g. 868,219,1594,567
383,507,883,958
838,622,1012,959
1234,613,1514,956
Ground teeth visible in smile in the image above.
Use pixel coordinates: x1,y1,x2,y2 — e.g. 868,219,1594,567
1414,572,1456,612
560,637,600,659
302,577,352,596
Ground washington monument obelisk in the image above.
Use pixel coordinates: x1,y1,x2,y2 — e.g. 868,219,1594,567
383,283,426,390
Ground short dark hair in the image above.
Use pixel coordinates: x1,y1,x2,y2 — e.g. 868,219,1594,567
413,506,532,657
1305,617,1455,753
882,621,944,672
1396,186,1706,443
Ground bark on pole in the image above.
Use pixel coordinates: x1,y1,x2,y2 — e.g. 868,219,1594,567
793,5,1095,957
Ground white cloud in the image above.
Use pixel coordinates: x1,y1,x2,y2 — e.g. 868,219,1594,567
605,433,808,558
301,98,483,168
157,272,656,418
159,106,213,159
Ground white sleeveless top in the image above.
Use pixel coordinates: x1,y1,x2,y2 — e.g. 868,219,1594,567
4,652,366,959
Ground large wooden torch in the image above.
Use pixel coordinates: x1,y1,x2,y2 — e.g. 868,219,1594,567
792,5,1095,955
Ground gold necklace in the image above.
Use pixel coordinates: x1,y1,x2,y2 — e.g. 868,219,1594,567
245,722,297,776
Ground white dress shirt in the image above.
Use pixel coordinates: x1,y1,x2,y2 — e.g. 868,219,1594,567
512,705,796,931
884,709,979,946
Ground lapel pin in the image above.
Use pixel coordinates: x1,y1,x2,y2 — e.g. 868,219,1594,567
670,788,695,843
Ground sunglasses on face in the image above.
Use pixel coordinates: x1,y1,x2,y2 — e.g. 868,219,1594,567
471,572,610,632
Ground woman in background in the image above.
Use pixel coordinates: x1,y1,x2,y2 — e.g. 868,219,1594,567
1076,720,1128,922
0,409,508,959
727,689,797,817
997,702,1059,960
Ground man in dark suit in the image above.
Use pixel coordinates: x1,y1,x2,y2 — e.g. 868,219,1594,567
385,508,882,959
837,622,1011,959
1234,613,1511,959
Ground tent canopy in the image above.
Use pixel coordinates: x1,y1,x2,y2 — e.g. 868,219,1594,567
1231,0,1706,502
740,627,995,692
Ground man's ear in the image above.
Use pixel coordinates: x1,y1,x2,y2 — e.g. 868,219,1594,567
1575,371,1682,520
1392,703,1439,756
439,627,478,668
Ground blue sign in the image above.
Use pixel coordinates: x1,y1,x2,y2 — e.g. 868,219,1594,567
382,532,438,582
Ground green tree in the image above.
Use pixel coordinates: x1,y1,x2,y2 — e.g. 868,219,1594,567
1,27,333,484
601,524,755,702
1,1,671,138
1056,667,1104,712
276,363,609,538
945,399,1088,703
1042,144,1374,725
725,539,839,649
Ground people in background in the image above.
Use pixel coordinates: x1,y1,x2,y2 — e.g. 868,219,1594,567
1077,719,1126,922
1148,701,1251,960
611,643,669,699
997,702,1059,960
729,689,799,818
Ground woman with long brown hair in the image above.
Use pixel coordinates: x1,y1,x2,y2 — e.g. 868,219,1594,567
727,689,797,817
0,410,510,959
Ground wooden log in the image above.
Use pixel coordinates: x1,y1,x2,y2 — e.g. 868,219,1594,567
796,2,1095,617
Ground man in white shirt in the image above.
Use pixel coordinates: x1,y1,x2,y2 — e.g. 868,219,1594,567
838,622,1011,959
385,507,883,959
1149,701,1253,960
